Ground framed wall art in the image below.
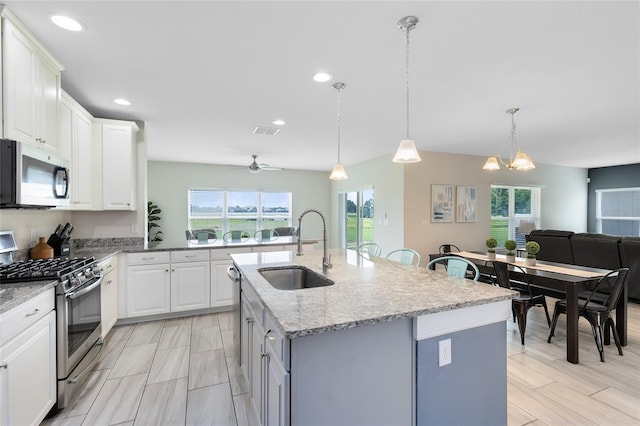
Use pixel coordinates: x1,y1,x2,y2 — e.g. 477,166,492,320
456,186,477,223
431,184,454,223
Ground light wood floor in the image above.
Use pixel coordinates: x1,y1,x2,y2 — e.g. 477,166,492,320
43,301,640,426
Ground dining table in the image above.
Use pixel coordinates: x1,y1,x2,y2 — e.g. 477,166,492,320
430,251,626,364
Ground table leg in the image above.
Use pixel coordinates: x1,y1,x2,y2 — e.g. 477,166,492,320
566,285,579,364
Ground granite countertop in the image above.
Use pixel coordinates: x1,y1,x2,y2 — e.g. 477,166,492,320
0,280,57,314
231,249,517,339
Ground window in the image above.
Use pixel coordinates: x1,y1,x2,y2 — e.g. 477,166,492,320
340,189,374,250
490,185,540,247
596,187,640,236
188,189,291,235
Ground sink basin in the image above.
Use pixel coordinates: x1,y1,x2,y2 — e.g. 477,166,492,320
258,266,334,290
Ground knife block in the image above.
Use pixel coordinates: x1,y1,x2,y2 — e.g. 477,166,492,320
47,234,71,257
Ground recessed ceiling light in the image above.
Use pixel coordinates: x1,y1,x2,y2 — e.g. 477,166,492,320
313,72,333,83
272,120,286,126
113,98,131,106
50,15,84,32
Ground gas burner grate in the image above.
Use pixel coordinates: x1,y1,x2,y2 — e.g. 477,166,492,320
0,257,95,283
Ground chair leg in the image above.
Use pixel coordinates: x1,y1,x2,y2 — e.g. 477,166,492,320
608,318,624,357
547,303,561,343
586,315,606,362
515,304,528,345
540,297,551,327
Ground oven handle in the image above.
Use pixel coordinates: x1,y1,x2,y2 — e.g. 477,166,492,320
66,275,103,299
67,341,104,384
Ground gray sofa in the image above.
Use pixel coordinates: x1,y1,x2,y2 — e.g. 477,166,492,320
525,230,639,302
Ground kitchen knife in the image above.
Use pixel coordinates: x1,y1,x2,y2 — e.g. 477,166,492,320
62,224,74,239
54,224,63,236
59,223,72,238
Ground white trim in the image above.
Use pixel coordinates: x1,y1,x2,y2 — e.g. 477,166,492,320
413,300,512,341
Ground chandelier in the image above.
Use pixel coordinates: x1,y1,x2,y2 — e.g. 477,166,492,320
483,108,535,171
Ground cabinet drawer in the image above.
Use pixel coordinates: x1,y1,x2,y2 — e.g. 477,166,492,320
127,251,170,265
211,247,251,261
171,250,210,262
99,254,119,274
265,312,290,370
0,287,54,344
241,283,264,326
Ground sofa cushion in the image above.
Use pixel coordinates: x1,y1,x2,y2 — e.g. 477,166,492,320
620,237,640,301
571,233,622,269
526,230,574,264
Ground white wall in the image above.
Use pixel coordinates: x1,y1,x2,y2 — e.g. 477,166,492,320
403,150,588,262
329,154,405,254
147,161,331,247
0,209,72,251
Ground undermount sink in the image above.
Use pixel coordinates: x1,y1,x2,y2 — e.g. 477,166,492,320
258,266,334,290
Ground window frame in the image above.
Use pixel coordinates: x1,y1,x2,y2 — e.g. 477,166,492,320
595,187,640,236
490,185,541,247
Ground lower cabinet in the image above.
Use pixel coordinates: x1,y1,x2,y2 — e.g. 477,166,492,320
171,260,210,312
241,283,290,426
100,255,119,338
0,289,56,426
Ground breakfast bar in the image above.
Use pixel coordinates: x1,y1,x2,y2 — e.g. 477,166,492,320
232,249,516,426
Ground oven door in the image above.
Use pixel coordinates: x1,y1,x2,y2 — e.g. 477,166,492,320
57,276,103,379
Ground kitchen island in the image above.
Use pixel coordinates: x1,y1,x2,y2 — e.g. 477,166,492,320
232,249,517,426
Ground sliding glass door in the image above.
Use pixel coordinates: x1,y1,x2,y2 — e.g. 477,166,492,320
342,189,374,250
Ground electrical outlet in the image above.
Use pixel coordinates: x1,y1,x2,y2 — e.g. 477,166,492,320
439,338,451,367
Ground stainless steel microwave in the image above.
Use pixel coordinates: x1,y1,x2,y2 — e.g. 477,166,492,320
0,139,70,208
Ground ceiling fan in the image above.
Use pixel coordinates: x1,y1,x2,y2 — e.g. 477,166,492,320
247,155,282,173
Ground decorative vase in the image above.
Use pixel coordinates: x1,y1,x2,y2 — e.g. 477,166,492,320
31,237,53,259
506,254,516,263
525,257,536,266
487,252,496,261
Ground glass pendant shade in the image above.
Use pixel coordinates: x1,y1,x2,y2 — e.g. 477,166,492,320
513,151,535,170
482,156,501,170
329,163,348,180
393,139,421,163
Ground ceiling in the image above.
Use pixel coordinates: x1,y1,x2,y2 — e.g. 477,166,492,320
3,1,639,172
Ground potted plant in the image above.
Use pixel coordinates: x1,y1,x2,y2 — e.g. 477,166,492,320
525,241,540,266
147,201,163,248
504,239,517,263
485,237,498,260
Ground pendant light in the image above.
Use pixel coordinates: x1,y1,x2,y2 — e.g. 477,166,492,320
393,16,421,163
483,108,535,171
329,82,348,180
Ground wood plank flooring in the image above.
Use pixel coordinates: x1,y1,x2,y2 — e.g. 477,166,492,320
43,301,640,426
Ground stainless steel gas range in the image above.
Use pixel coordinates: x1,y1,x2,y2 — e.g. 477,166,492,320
0,255,103,409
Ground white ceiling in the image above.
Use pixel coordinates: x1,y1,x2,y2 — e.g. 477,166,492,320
3,1,639,172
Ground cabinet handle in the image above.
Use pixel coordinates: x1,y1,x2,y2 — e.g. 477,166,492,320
171,269,175,272
245,317,254,324
266,330,276,341
185,255,196,258
106,279,113,285
25,308,40,317
0,363,7,369
141,257,155,261
165,269,169,272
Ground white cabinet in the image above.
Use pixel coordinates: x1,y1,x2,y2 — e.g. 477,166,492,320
2,17,61,152
170,250,210,312
96,120,139,210
211,247,250,308
0,288,56,426
59,91,95,209
125,250,210,318
241,282,290,426
100,255,119,338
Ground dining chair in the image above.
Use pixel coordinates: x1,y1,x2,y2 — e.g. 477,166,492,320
438,244,461,254
273,226,297,237
386,248,421,267
426,256,480,281
223,230,250,243
357,242,382,257
185,229,217,242
492,261,551,345
547,268,629,362
255,229,279,241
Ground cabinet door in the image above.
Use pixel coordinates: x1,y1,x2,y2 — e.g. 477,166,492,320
72,111,94,209
100,268,119,339
0,310,56,426
102,124,135,210
171,261,210,312
240,297,252,385
211,260,235,307
126,264,171,317
265,353,290,426
3,20,37,145
36,58,60,152
250,320,264,424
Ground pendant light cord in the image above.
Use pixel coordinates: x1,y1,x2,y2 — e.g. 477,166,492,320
405,28,410,139
337,86,342,163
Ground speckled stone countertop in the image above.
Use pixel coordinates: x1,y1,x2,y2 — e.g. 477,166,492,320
0,280,57,314
231,249,517,339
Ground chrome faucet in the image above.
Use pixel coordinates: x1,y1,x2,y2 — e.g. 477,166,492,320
296,208,332,274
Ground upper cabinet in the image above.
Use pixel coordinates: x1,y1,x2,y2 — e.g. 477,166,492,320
2,15,62,153
96,119,139,211
59,91,95,210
